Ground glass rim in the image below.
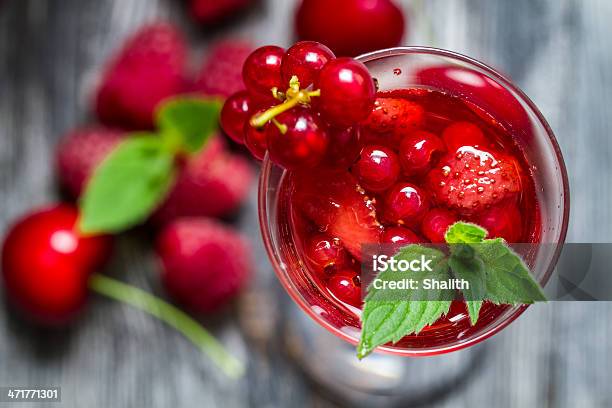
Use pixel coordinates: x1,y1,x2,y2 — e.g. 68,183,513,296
258,46,571,356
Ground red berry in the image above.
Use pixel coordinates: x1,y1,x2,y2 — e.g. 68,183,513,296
399,130,446,176
220,91,253,144
244,121,268,161
1,205,112,325
266,107,329,170
421,208,459,243
55,127,124,199
296,0,405,57
476,203,522,243
426,146,521,215
323,126,361,168
281,41,335,88
442,122,489,152
242,46,285,99
152,137,254,224
193,40,254,98
189,0,252,24
293,170,382,260
96,22,187,129
305,234,350,269
352,145,400,192
364,98,425,138
381,226,423,246
156,218,252,313
384,182,429,224
327,269,361,307
315,58,376,127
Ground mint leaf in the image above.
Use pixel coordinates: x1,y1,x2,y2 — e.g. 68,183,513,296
445,222,487,244
79,137,176,234
448,256,485,324
475,238,547,304
358,246,453,359
156,97,222,153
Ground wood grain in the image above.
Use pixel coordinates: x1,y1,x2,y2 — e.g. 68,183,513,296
1,0,611,407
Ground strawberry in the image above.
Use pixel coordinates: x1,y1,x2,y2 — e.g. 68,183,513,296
363,97,424,138
95,22,187,130
55,127,124,199
193,40,254,98
292,170,382,260
156,218,252,313
151,137,254,224
189,0,253,24
426,146,522,215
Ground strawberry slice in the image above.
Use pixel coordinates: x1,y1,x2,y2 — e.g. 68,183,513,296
426,146,522,215
363,97,424,137
292,170,382,260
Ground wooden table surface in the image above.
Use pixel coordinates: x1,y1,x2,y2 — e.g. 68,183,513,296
1,0,611,407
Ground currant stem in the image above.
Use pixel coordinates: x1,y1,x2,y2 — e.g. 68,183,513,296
88,274,245,379
250,97,300,128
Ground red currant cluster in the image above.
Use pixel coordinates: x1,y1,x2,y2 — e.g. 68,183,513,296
220,41,376,169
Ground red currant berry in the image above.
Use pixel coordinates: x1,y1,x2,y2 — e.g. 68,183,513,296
296,0,405,57
442,122,488,152
399,131,446,176
384,182,429,224
315,58,375,127
381,226,423,246
421,208,459,243
242,46,284,98
266,107,329,170
306,234,349,269
244,120,268,161
1,204,112,325
220,90,252,144
476,203,522,243
281,41,335,89
327,269,361,307
323,126,361,168
352,145,400,192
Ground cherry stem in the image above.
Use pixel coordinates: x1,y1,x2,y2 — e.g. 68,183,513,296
88,274,245,379
249,76,321,129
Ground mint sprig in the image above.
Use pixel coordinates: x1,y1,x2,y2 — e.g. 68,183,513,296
78,97,221,235
358,222,546,358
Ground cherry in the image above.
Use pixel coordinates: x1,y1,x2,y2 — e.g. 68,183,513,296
381,226,423,247
244,120,268,161
242,45,284,98
421,208,459,243
399,131,446,176
442,122,488,152
327,269,361,307
352,145,400,192
476,203,523,243
323,126,361,168
1,204,112,325
315,58,376,127
220,90,253,144
416,66,531,136
281,41,335,89
296,0,405,57
384,182,429,224
305,234,350,269
266,107,329,170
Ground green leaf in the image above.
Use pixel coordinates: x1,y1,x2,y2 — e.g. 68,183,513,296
358,245,453,359
475,238,547,304
445,222,488,244
156,97,222,153
448,255,486,325
79,137,176,234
